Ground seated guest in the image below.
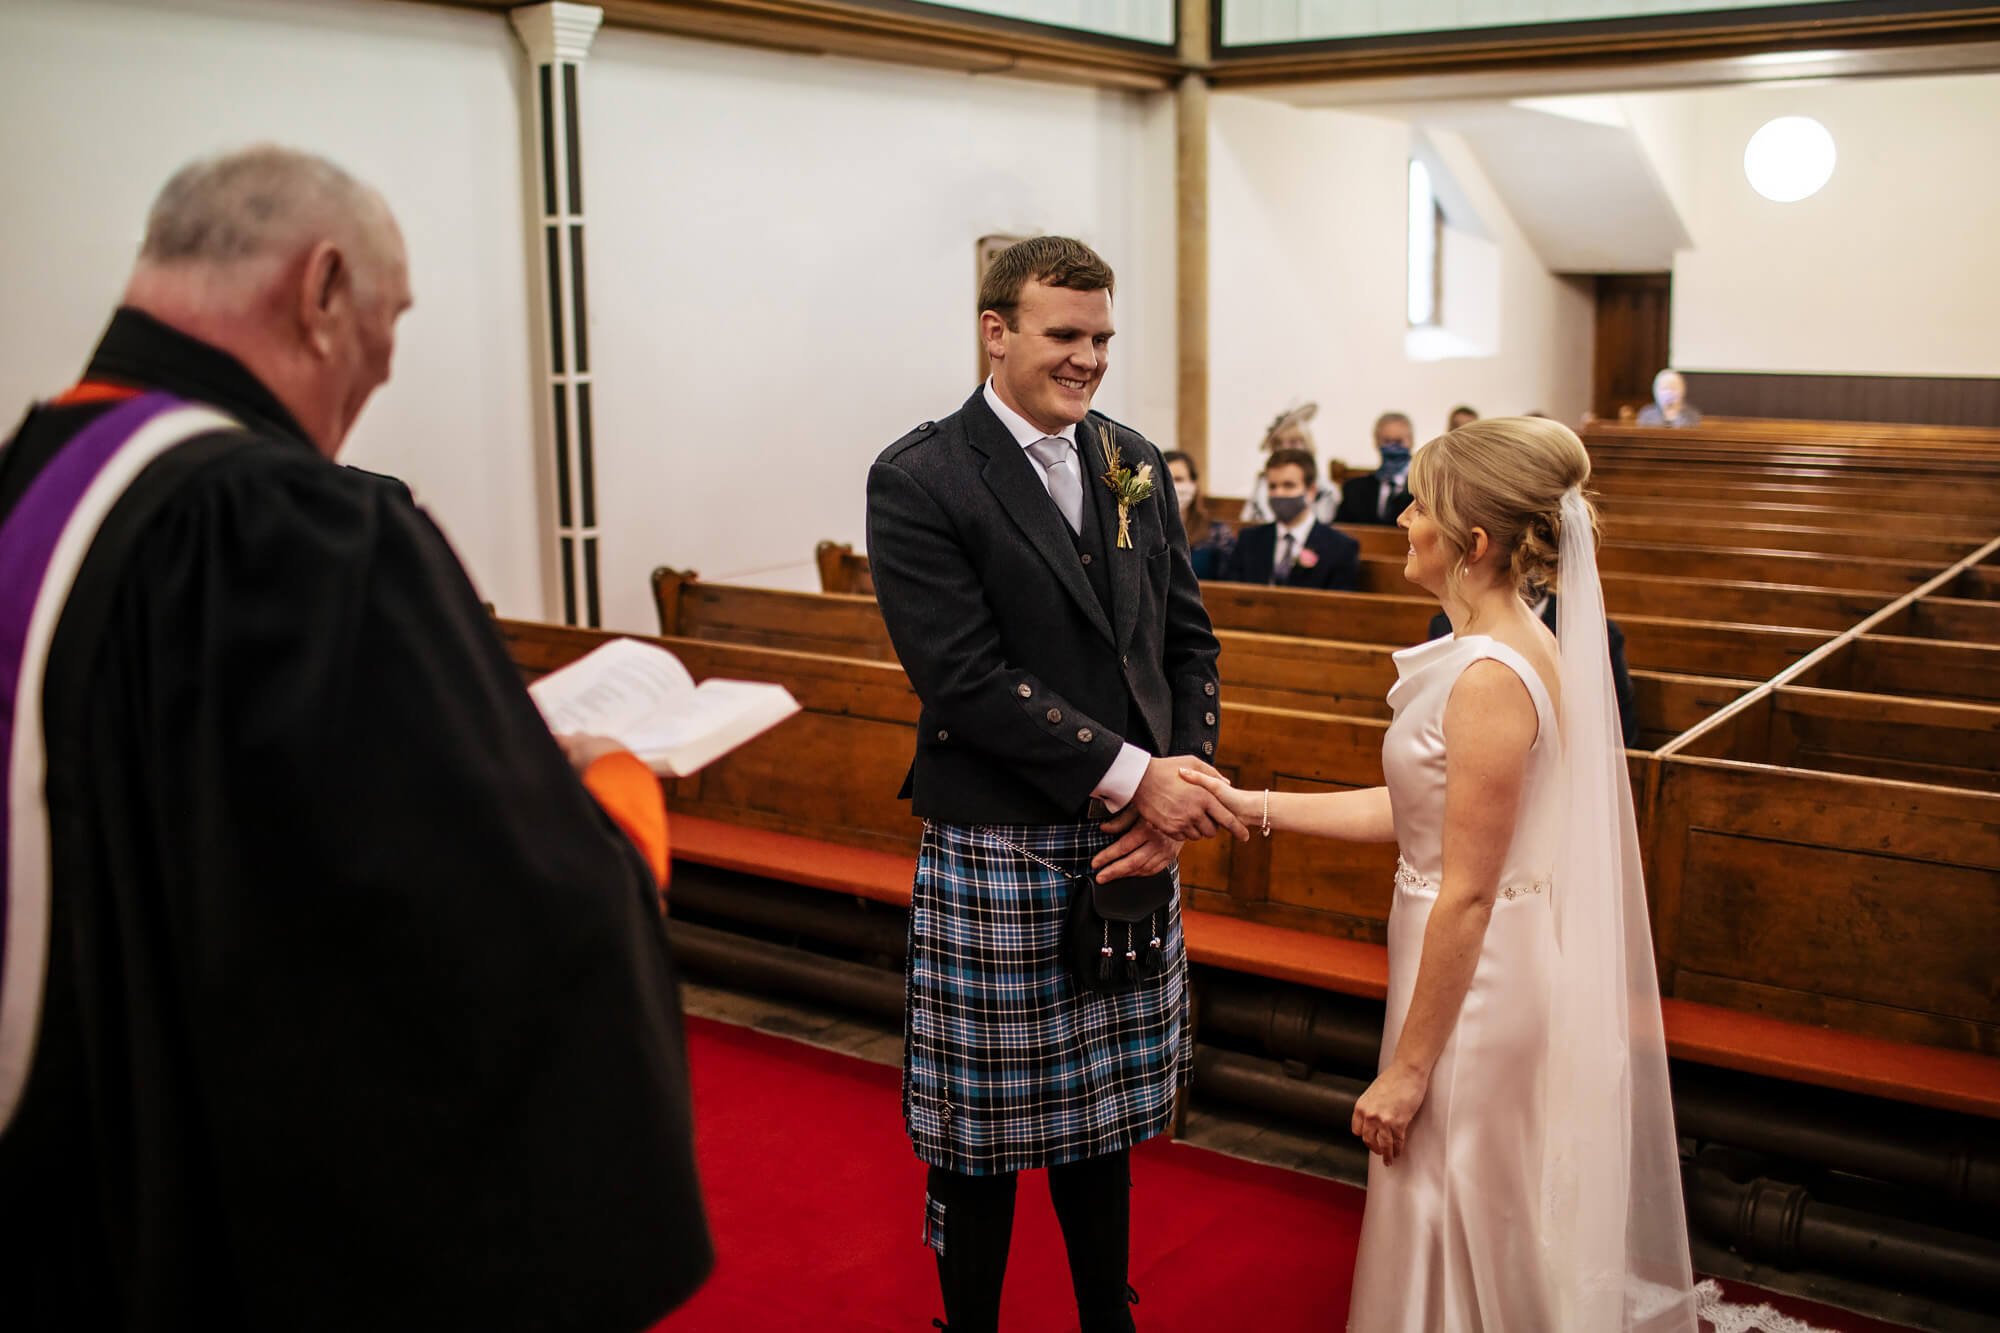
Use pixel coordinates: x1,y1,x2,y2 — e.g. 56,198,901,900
1425,591,1642,748
1221,448,1361,590
1334,411,1416,526
1240,401,1340,523
1637,369,1703,427
1448,404,1479,430
1166,449,1234,579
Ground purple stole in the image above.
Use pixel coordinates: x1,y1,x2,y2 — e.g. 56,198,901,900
0,393,237,1131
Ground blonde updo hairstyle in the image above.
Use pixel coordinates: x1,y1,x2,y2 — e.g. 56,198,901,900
1406,416,1598,604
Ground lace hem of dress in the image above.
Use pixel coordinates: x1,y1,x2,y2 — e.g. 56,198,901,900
1394,856,1548,901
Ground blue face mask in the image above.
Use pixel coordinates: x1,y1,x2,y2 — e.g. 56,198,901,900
1376,442,1412,478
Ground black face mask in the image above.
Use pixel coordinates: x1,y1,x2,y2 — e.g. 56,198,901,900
1269,494,1309,523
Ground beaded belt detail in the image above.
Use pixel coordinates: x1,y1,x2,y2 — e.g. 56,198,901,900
1394,856,1548,901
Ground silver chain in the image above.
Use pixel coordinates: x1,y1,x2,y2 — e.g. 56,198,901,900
974,825,1085,880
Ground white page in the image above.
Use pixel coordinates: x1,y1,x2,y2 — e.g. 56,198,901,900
528,638,696,737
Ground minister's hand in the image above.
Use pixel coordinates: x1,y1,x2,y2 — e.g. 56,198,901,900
1090,806,1181,883
556,732,630,774
1132,755,1251,842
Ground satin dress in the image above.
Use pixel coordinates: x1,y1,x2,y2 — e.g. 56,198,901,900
1348,634,1562,1332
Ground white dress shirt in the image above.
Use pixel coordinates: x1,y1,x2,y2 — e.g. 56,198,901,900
981,379,1149,812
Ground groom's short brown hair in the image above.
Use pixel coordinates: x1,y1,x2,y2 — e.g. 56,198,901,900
979,236,1115,330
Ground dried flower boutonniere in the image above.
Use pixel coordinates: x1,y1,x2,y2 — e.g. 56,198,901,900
1097,424,1155,550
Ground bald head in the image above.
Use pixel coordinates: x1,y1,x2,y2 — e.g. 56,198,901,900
123,145,411,457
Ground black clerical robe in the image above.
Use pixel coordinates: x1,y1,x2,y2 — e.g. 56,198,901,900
0,309,711,1331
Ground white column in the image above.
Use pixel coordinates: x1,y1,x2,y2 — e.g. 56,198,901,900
511,3,603,626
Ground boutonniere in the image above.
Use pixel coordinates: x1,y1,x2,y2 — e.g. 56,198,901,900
1296,547,1319,568
1096,424,1155,550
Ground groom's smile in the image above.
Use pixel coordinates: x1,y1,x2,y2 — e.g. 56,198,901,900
982,278,1114,436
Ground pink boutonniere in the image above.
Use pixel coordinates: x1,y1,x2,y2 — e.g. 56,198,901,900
1296,547,1320,568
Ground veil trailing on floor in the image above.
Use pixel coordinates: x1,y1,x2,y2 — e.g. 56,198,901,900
1544,485,1697,1331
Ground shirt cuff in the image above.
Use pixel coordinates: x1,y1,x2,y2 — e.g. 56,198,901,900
1091,743,1150,813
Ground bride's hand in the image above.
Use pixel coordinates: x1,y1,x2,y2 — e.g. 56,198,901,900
1352,1064,1428,1166
1177,767,1259,823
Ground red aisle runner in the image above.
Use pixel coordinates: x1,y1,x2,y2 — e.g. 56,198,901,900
661,1016,1361,1331
656,1016,1914,1333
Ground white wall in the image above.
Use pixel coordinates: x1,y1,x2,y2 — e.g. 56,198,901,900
1637,73,2000,377
1206,93,1593,498
0,0,546,613
584,29,1177,629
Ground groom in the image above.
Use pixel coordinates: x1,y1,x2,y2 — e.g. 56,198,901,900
866,236,1243,1332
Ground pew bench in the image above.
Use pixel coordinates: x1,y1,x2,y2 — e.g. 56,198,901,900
667,814,2000,1119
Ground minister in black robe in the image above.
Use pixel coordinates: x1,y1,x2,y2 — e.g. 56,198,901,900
0,158,710,1330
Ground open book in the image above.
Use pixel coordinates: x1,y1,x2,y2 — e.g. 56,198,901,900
528,637,801,777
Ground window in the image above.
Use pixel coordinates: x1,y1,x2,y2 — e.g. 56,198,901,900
1407,158,1443,327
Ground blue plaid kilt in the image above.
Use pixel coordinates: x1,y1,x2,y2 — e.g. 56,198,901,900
903,819,1189,1176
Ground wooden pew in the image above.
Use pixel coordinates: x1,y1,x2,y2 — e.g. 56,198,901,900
1791,635,2000,708
653,570,1749,747
1874,597,2000,643
1597,494,1999,542
812,538,1885,635
1331,515,1975,565
499,618,2000,1113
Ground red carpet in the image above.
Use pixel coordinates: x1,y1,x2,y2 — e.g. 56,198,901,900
662,1016,1360,1330
656,1015,1915,1332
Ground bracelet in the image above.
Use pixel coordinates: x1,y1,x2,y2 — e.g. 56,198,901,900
1260,788,1272,838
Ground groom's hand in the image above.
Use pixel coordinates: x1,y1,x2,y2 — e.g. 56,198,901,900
1132,755,1251,842
1091,807,1180,883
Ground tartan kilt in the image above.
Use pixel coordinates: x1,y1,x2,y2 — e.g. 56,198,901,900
903,818,1190,1176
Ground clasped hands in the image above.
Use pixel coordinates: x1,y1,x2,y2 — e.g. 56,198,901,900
1090,755,1250,884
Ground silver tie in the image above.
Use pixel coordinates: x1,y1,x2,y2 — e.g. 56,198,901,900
1275,531,1297,582
1027,437,1085,534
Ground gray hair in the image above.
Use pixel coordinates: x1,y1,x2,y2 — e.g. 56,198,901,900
140,145,382,272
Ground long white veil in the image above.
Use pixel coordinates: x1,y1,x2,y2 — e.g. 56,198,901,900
1543,486,1697,1330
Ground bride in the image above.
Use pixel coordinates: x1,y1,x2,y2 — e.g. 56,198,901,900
1184,418,1696,1331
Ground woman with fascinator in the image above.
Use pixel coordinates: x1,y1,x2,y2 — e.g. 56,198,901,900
1184,418,1696,1331
1239,401,1341,524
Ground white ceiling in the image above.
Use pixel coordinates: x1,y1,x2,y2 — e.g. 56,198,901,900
1241,41,2000,275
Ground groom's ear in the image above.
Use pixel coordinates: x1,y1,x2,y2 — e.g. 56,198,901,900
979,309,1010,360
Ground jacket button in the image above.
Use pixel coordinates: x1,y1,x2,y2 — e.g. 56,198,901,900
1203,682,1216,697
1016,683,1032,698
1046,708,1063,724
1201,740,1214,755
1205,712,1216,726
1077,727,1094,743
937,729,949,741
1081,553,1093,565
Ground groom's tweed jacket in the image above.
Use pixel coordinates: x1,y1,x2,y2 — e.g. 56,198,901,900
865,389,1220,823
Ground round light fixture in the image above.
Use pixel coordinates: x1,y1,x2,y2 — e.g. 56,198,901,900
1743,116,1835,203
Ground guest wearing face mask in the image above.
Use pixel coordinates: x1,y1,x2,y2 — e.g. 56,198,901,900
1219,448,1361,590
1165,450,1234,580
1335,412,1417,526
1636,370,1702,427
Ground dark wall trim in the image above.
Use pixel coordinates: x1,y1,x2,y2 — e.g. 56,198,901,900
1209,3,2000,86
1680,372,2000,427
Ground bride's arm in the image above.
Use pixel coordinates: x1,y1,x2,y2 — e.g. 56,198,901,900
1177,769,1397,843
1354,661,1536,1164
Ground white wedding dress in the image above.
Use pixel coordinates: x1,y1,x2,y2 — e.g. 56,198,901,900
1347,632,1562,1332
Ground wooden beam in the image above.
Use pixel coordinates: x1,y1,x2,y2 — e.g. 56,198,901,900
1175,0,1209,472
426,0,1179,90
1211,8,2000,88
